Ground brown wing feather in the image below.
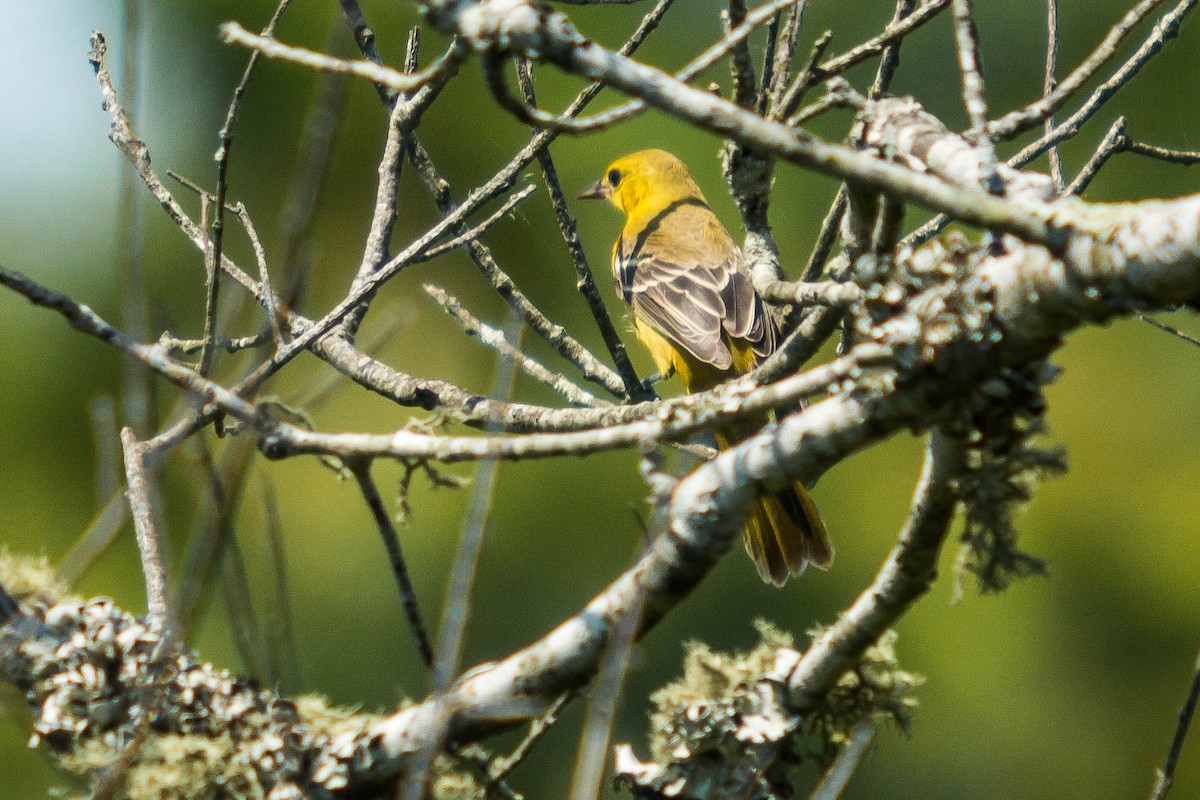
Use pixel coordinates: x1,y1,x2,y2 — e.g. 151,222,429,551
725,270,775,361
617,202,776,371
632,259,730,368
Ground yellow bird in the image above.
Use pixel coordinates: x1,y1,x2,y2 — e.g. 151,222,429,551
580,149,831,586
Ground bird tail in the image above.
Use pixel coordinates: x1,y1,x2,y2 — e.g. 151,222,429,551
714,429,833,586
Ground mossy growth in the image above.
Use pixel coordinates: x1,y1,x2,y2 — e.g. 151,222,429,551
806,629,922,753
51,695,486,800
0,548,67,605
646,621,921,780
952,361,1066,596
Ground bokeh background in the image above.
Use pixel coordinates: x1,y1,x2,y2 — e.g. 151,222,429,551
2,1,1200,797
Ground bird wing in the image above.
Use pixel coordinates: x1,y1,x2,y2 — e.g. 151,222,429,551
616,201,775,371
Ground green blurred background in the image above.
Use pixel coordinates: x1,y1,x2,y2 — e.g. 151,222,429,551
2,0,1200,797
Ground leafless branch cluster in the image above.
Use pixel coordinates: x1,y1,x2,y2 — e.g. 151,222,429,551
3,0,1200,797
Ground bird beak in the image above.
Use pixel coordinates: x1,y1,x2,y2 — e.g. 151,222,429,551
578,179,610,201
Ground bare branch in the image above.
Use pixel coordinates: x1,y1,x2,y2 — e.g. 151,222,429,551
785,430,966,709
424,285,609,408
951,0,990,139
116,0,151,437
412,184,536,262
1010,0,1198,165
405,142,628,398
1064,116,1129,197
433,2,1057,244
569,577,646,800
401,307,524,800
514,58,647,400
219,21,467,93
1140,314,1200,349
1044,0,1064,192
774,0,949,117
120,429,171,631
481,0,796,133
988,0,1170,140
809,720,875,800
950,0,999,192
1150,646,1200,800
762,279,865,307
350,463,435,669
203,0,294,376
259,475,301,692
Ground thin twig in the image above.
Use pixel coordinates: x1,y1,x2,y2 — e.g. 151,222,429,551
1044,0,1064,192
160,330,274,356
1064,117,1129,197
951,0,999,191
767,0,807,109
120,429,171,630
335,0,676,398
0,260,874,463
801,188,848,282
1126,140,1200,164
402,307,524,800
809,719,875,800
337,0,395,104
91,29,619,436
204,0,294,376
906,0,1198,248
231,202,284,348
568,575,647,800
775,0,949,118
56,489,130,589
260,475,301,692
1140,314,1200,349
1064,118,1200,199
351,463,435,669
88,395,122,510
481,0,794,132
1010,0,1198,165
434,305,523,688
773,30,832,122
487,693,575,789
725,0,759,109
786,88,859,127
795,0,912,305
870,0,916,97
515,58,647,400
405,142,627,398
116,0,150,436
343,28,421,341
424,285,608,408
757,11,781,113
1150,646,1200,800
988,0,1169,139
413,185,537,263
219,21,467,94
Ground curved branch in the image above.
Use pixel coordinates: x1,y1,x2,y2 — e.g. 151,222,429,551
426,0,1058,245
784,429,966,707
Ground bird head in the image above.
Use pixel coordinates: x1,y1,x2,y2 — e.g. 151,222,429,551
579,149,707,218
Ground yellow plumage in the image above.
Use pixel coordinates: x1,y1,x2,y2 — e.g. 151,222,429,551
580,149,832,586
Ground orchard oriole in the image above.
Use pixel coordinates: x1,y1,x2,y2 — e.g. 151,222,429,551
580,148,831,585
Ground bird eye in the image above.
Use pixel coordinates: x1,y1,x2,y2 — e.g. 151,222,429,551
608,169,622,186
